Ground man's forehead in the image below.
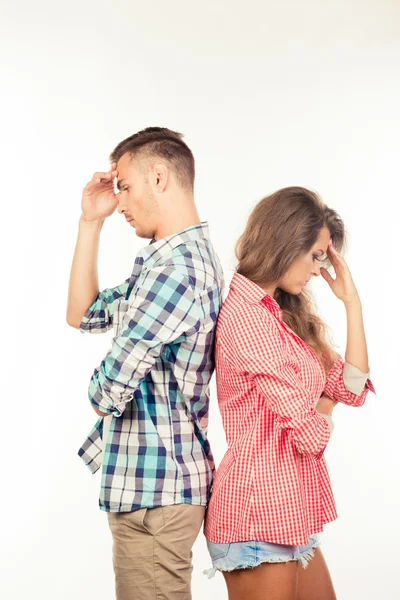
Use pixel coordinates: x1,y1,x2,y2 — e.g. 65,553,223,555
117,153,130,168
116,153,141,175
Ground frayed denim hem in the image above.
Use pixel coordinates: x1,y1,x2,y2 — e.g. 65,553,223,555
297,545,317,569
204,538,319,579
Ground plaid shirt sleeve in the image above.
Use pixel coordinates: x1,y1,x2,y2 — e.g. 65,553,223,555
225,308,331,459
324,356,375,406
88,266,201,417
80,279,130,334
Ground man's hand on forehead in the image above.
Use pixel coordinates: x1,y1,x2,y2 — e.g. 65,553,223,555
111,162,119,195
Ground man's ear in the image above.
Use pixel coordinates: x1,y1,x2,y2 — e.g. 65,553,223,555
152,162,169,192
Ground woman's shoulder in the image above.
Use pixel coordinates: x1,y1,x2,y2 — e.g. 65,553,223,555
217,289,280,343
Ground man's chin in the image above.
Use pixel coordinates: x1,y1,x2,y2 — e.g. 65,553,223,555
133,226,155,241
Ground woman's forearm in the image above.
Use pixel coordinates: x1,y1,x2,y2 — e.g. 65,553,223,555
344,297,369,373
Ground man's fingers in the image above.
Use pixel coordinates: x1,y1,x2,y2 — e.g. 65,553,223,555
83,169,118,195
92,171,113,182
84,178,114,192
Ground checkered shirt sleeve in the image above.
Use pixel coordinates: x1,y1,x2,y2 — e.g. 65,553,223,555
324,356,376,406
88,266,200,417
80,279,130,333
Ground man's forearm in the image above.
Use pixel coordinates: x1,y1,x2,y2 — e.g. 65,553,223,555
93,406,109,417
67,217,104,328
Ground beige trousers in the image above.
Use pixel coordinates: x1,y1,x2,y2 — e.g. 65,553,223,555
107,504,205,600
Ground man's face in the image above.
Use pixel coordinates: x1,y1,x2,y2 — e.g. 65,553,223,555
116,153,159,239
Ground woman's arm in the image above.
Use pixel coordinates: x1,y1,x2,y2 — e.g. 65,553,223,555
222,307,332,460
344,297,368,373
320,240,374,406
321,240,369,373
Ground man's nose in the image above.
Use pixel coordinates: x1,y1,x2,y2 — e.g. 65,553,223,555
117,202,126,215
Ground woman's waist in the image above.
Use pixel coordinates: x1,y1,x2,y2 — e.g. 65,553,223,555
212,445,327,492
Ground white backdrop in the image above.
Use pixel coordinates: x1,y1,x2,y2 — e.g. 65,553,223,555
1,1,399,598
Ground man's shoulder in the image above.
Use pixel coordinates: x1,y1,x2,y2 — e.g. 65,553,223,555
150,240,223,293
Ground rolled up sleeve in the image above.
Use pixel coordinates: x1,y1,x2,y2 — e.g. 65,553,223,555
80,279,130,334
324,356,375,407
252,361,331,459
88,266,200,417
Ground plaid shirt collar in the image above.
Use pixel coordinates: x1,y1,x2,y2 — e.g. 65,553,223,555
125,222,210,299
230,271,283,320
138,221,210,269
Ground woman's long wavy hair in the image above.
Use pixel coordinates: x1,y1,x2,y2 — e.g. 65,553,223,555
235,187,345,372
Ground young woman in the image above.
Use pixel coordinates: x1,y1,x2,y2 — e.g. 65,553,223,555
204,187,375,600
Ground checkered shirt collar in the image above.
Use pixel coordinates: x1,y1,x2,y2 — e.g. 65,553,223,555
137,221,210,269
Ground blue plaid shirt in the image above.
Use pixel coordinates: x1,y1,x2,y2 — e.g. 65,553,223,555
78,222,224,512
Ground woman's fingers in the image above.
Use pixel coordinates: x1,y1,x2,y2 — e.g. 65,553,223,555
327,244,347,272
320,267,335,286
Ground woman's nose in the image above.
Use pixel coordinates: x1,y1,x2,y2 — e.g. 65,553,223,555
311,262,322,277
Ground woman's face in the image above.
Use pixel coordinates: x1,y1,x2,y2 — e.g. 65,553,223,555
278,226,331,295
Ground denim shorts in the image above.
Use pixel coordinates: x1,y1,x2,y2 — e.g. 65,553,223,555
204,535,320,578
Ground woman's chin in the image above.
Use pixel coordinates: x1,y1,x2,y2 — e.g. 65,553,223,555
280,284,303,296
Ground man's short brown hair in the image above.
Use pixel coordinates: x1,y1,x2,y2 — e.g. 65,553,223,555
110,127,195,190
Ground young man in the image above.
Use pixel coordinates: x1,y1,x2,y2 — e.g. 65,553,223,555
67,127,224,600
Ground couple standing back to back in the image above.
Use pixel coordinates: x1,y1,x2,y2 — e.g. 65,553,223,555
67,127,374,600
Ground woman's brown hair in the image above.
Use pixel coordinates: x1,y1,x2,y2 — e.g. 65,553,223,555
235,186,345,371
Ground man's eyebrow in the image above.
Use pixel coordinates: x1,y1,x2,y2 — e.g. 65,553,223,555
116,179,127,191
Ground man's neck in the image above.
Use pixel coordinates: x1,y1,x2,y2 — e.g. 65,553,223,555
154,206,201,241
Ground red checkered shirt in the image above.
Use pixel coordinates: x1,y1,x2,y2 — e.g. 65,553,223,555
204,272,375,546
